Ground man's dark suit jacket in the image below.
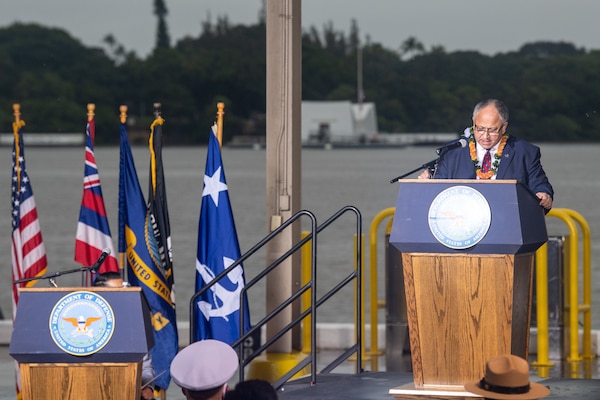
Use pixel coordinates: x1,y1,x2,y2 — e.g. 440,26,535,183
434,135,554,198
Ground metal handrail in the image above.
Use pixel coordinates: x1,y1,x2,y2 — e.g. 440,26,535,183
535,208,593,365
189,205,362,388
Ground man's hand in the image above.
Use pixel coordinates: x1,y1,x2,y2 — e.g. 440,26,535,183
140,387,154,400
418,169,431,179
536,192,553,210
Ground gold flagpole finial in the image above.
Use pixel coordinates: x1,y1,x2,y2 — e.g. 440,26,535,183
12,103,24,187
87,103,95,121
119,105,128,124
216,102,225,147
13,103,21,124
13,103,25,133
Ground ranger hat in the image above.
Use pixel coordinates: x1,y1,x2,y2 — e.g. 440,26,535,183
464,354,550,399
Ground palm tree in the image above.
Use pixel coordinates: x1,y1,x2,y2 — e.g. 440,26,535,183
400,36,425,59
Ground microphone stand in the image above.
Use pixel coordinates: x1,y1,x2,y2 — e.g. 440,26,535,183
13,266,98,288
390,158,439,183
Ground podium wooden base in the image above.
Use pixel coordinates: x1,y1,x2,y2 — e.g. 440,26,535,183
402,253,533,386
389,383,482,399
20,362,141,400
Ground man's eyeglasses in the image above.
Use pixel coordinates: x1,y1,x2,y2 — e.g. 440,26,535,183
473,125,503,136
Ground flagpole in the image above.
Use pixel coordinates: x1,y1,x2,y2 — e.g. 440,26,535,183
216,102,224,148
12,102,23,399
119,105,128,271
13,104,23,181
151,103,163,198
85,103,95,286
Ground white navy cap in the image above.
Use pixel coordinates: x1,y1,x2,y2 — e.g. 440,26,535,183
170,339,238,391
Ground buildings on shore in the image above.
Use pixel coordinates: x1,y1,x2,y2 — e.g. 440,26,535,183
229,100,457,149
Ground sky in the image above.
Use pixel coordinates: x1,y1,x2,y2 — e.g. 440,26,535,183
1,0,599,58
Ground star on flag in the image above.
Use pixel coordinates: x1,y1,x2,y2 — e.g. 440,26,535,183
202,166,227,206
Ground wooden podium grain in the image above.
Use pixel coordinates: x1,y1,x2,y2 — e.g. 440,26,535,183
20,361,140,399
10,287,154,400
387,180,548,398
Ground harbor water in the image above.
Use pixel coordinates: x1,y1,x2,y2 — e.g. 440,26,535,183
0,143,598,330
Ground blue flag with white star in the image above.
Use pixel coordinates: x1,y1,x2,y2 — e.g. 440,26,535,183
194,125,250,344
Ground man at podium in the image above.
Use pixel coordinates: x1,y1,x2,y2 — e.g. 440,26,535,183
419,98,554,212
93,272,156,400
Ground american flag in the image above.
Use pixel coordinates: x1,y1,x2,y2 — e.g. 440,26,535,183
74,117,119,276
11,119,48,396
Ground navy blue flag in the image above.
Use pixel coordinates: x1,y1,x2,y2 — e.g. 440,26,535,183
148,117,174,298
194,125,250,344
118,122,178,389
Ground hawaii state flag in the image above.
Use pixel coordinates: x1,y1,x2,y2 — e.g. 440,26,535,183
11,116,48,397
194,125,250,344
74,116,119,275
118,121,178,389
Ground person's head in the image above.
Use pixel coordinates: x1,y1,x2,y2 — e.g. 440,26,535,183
224,379,278,400
472,99,509,150
464,354,550,399
170,339,239,400
92,271,125,288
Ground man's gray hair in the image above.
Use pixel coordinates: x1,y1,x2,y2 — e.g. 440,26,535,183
472,99,509,123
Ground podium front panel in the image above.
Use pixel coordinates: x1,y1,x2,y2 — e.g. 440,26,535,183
390,180,547,254
10,288,153,364
402,253,534,386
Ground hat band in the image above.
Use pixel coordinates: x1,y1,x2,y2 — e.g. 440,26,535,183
480,378,531,394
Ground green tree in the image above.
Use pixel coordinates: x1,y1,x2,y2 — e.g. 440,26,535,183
399,36,425,59
154,0,171,50
1,21,600,143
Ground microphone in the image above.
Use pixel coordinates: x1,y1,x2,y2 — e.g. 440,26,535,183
436,138,467,155
89,248,111,274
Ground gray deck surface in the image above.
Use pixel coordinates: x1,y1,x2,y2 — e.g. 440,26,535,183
1,345,599,399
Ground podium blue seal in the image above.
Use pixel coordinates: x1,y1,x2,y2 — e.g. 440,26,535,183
49,290,115,356
428,185,491,249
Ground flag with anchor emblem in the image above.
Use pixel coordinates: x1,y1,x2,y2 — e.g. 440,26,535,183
118,120,178,389
194,125,250,344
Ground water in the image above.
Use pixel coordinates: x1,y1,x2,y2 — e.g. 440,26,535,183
0,144,599,331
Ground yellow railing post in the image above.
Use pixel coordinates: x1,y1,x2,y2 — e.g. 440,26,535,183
560,209,593,360
533,242,553,377
300,232,312,354
368,207,396,371
543,208,593,364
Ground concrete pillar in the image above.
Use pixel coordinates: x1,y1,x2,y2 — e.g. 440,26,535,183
265,0,302,353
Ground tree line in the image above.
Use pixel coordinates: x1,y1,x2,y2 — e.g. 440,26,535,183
0,17,599,144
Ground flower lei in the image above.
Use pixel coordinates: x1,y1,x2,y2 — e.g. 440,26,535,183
469,132,509,179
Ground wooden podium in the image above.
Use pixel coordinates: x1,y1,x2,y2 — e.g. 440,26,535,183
10,287,154,400
387,180,548,398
